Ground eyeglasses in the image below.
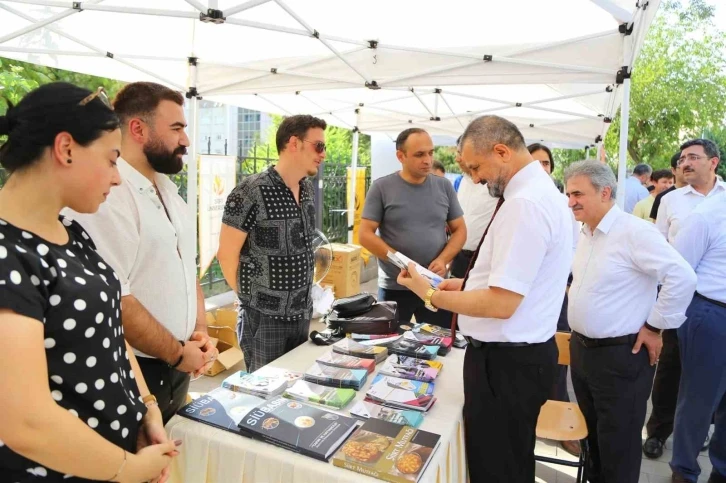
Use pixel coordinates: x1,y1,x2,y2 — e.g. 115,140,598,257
79,86,112,109
677,154,709,166
303,139,326,154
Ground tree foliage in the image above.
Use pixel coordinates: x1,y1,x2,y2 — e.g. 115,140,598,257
0,57,126,114
602,0,726,170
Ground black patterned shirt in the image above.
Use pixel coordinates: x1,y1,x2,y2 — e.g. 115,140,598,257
222,167,316,320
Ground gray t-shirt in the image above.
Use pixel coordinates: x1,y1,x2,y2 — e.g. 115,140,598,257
362,172,464,290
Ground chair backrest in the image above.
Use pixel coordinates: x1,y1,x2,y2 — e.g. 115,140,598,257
555,332,571,366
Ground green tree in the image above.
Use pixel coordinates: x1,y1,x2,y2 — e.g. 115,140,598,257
433,146,461,174
703,126,726,180
602,0,726,170
0,57,126,113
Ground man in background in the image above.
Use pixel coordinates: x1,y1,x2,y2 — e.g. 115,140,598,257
650,152,686,221
633,169,674,222
360,128,465,327
218,115,323,372
432,160,446,177
624,163,652,213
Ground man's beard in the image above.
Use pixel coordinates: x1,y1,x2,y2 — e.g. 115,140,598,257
144,139,186,175
486,175,506,198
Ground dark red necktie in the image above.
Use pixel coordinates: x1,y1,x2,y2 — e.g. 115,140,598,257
450,196,505,340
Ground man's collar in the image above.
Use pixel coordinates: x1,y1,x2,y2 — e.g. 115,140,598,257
118,157,179,194
584,203,620,236
268,165,306,187
503,160,547,199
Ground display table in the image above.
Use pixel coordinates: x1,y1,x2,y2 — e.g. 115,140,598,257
166,339,468,483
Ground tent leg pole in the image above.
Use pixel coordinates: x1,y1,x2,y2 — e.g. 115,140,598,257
187,59,200,269
617,78,630,210
348,109,361,244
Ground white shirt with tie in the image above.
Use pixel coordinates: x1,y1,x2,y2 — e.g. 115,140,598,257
568,205,697,339
673,191,726,305
655,180,726,243
64,158,198,357
458,161,573,344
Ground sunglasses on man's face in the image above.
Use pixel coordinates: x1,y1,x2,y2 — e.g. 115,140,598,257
79,86,112,110
303,139,326,154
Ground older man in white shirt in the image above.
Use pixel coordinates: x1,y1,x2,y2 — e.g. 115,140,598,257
564,160,697,483
624,163,652,213
670,191,726,483
66,82,216,423
398,115,572,483
644,138,725,459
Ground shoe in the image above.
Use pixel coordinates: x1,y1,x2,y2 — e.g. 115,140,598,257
643,436,666,459
671,472,691,483
702,433,711,452
560,440,581,457
708,470,726,483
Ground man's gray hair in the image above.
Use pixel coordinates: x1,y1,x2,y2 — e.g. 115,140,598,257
460,115,526,154
564,160,618,200
633,163,652,176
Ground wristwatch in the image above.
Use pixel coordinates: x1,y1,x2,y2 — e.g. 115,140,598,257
424,287,438,312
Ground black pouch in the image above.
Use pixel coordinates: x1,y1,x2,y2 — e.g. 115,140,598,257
327,301,399,335
330,293,376,318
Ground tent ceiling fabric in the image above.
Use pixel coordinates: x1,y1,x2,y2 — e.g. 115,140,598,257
0,0,658,147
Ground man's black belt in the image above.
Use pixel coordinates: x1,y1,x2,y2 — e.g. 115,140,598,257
464,335,546,349
573,331,637,349
695,291,726,309
461,249,475,256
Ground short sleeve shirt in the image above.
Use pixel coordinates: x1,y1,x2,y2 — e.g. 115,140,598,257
0,216,145,482
222,167,316,320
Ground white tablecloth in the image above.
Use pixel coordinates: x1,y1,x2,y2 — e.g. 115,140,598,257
166,339,468,483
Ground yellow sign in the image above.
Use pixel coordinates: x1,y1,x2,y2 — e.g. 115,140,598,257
346,167,371,262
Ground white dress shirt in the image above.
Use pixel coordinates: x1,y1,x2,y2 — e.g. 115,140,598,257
673,192,726,304
624,175,649,214
655,180,726,243
568,205,697,338
458,161,573,343
64,158,198,357
457,176,499,251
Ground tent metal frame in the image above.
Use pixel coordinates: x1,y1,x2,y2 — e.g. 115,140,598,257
0,0,647,237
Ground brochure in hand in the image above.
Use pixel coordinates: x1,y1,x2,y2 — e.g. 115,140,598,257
333,338,388,364
403,330,452,356
304,362,368,390
177,387,265,433
349,400,424,428
366,375,436,412
332,418,441,482
284,380,357,410
237,396,360,461
378,355,443,383
316,351,376,374
387,251,443,288
384,338,439,360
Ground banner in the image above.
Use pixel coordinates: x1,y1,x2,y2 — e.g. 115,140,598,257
346,167,367,245
199,155,237,278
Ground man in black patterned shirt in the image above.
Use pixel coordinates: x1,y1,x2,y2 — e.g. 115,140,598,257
218,115,325,371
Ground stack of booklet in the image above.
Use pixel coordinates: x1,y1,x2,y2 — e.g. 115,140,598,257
384,338,439,360
316,351,376,374
333,338,388,364
413,323,467,349
284,379,357,410
403,331,452,356
378,355,443,383
221,368,299,399
178,387,265,432
304,362,368,390
366,375,436,412
333,418,441,482
349,400,424,428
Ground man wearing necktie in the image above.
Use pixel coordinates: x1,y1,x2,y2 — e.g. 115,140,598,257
398,115,573,483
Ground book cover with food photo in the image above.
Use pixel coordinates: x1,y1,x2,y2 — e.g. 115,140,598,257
237,396,359,461
332,418,441,482
177,387,265,433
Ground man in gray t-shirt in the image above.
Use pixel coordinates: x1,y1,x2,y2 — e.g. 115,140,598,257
360,128,466,327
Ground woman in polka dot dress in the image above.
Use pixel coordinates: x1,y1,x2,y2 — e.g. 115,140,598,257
0,83,179,482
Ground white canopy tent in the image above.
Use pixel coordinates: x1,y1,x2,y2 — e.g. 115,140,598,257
0,0,659,242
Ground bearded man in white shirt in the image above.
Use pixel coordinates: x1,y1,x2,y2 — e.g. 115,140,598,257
564,160,696,483
67,82,217,423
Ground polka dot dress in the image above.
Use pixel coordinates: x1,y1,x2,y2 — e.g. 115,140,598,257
0,216,146,482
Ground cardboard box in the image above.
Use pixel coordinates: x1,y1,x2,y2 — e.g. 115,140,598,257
321,243,361,298
208,308,239,350
204,337,244,377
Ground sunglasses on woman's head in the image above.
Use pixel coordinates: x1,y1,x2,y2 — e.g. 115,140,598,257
303,139,326,154
79,86,113,110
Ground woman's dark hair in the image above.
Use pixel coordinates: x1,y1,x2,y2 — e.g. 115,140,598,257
0,82,119,173
527,142,555,172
